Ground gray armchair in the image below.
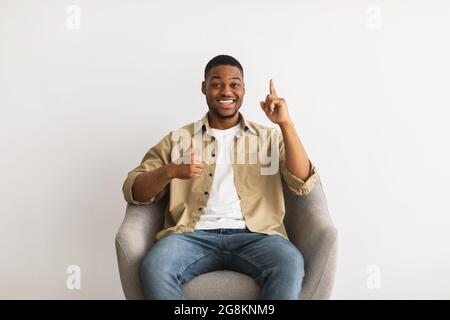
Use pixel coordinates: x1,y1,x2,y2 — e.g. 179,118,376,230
115,175,337,299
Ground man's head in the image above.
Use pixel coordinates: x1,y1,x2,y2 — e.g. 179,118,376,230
202,55,245,120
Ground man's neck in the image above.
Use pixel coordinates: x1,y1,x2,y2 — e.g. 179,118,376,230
208,111,240,130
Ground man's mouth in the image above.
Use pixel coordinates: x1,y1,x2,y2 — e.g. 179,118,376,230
217,99,237,108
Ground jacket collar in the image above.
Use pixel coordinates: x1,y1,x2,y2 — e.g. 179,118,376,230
194,111,258,137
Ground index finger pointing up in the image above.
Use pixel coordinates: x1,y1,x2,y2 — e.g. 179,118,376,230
270,79,277,97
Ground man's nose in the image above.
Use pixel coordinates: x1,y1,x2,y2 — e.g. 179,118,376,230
220,86,233,96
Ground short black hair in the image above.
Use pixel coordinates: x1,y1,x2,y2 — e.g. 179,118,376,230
204,54,244,79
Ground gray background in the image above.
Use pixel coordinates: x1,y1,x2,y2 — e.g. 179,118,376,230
1,0,449,299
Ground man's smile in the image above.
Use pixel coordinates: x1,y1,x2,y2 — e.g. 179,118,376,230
216,98,237,108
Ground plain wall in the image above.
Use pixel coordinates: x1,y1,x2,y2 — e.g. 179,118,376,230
1,0,449,299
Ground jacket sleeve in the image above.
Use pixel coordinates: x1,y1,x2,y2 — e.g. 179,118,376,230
277,128,318,196
122,132,172,205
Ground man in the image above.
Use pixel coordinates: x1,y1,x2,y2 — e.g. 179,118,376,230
122,55,318,299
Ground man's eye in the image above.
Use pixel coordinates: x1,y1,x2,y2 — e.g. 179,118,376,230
211,83,221,88
231,83,240,88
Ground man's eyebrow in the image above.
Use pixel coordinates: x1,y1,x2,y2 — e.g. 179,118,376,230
210,76,242,81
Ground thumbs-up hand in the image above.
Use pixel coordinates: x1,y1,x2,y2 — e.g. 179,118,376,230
171,137,205,180
259,79,291,125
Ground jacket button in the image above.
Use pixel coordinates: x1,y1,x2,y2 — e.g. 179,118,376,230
198,208,202,211
209,173,213,176
212,153,215,157
204,191,208,195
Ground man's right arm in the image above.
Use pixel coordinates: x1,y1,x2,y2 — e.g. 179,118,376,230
124,137,204,205
131,163,175,203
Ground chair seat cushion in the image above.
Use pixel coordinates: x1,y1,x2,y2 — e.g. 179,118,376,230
182,270,261,300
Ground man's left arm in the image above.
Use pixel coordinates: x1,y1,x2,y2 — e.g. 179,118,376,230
260,79,317,195
279,120,311,181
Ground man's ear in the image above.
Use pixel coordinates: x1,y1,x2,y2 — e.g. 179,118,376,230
201,81,206,95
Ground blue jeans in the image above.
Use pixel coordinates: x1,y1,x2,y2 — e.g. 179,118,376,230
140,228,305,300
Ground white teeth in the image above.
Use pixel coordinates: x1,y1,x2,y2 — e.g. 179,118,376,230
219,100,234,105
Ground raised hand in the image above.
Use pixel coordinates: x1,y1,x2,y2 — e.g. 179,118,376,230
259,79,292,125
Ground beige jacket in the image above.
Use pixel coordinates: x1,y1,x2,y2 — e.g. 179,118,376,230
122,112,318,241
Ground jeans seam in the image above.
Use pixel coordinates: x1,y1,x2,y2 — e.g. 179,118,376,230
176,251,216,282
226,252,264,276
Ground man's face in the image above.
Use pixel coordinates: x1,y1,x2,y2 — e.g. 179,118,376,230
202,65,245,119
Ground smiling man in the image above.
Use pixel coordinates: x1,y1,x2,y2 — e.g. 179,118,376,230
122,54,318,300
203,64,243,123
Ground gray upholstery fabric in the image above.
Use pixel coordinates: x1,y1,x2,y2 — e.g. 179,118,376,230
115,176,337,300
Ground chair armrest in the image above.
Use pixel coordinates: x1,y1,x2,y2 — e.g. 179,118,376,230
115,194,168,299
283,176,338,299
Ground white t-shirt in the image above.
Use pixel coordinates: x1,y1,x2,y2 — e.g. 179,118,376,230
194,123,246,230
